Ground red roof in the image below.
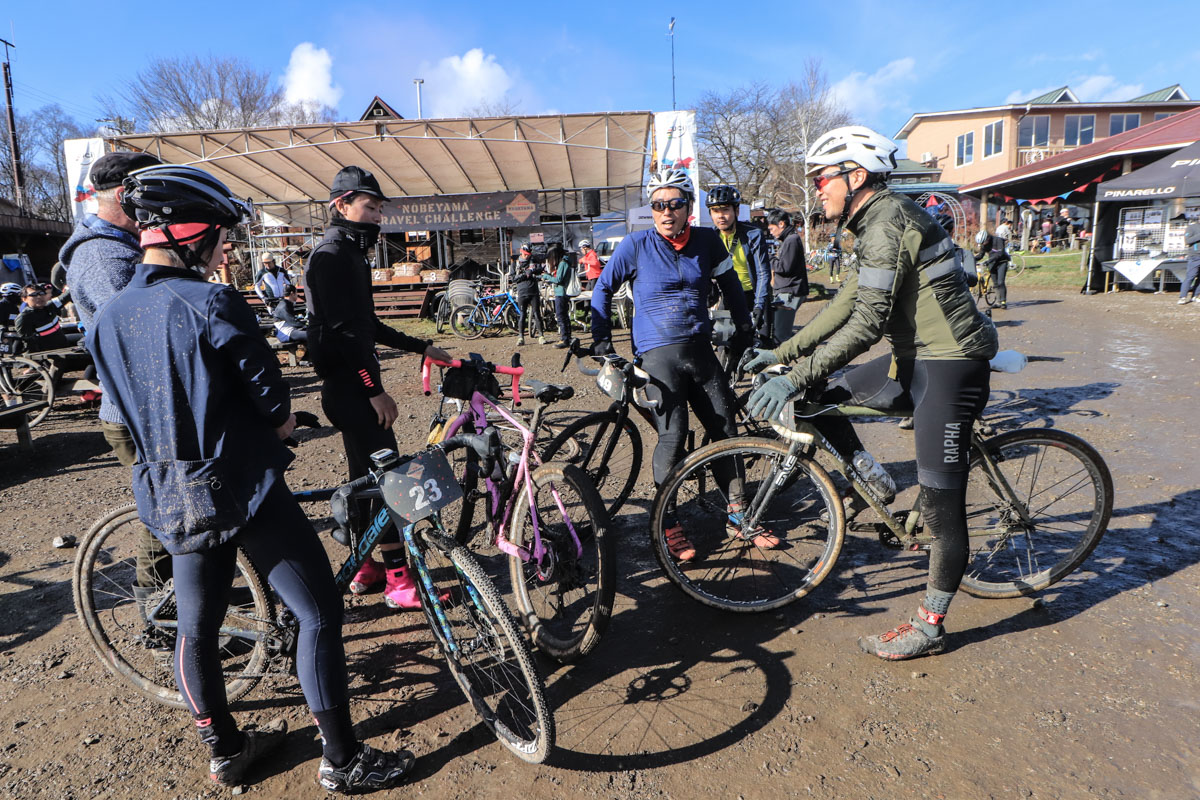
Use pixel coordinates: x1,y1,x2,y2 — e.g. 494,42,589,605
959,105,1200,194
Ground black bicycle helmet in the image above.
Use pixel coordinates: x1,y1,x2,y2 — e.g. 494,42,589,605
121,164,248,270
705,185,742,207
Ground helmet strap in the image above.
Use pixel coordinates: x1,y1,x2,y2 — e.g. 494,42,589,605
158,225,220,275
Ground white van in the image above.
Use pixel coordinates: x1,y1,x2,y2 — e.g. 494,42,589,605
594,237,624,264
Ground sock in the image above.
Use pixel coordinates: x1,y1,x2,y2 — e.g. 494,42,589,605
913,588,955,637
194,711,242,758
380,547,406,572
314,707,357,768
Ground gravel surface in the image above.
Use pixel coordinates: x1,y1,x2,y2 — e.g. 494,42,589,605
1,287,1196,799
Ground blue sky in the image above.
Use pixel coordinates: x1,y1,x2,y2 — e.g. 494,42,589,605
6,0,1200,142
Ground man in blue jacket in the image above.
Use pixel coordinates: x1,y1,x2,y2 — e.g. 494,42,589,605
591,167,765,561
87,164,414,793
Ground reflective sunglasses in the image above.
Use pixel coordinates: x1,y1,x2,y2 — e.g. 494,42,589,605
813,167,856,191
24,290,47,298
650,198,690,213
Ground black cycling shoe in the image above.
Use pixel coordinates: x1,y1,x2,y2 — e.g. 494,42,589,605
318,742,415,794
208,719,287,787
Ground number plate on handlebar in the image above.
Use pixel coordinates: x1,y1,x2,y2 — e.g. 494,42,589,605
596,359,626,401
378,449,463,523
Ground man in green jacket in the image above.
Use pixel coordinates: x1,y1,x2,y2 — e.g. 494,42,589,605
745,126,998,661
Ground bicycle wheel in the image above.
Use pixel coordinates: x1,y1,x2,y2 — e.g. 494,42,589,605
434,295,450,334
0,356,55,426
450,304,486,340
502,305,521,336
1009,252,1026,277
650,437,844,612
508,463,615,662
984,284,998,307
412,524,554,763
72,504,273,708
540,411,642,517
958,428,1113,599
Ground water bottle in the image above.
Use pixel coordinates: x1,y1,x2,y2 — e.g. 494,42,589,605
852,450,897,502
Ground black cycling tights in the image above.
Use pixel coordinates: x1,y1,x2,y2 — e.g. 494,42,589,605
172,481,350,755
816,354,990,591
990,259,1009,306
641,340,739,485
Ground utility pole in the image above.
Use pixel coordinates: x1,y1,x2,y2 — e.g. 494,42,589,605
668,18,676,111
1,38,24,212
413,78,424,119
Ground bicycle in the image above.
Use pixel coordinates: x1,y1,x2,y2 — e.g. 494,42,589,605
72,431,555,763
422,353,615,663
1005,245,1027,277
648,365,1114,612
450,288,522,340
539,340,659,518
974,264,999,309
0,351,56,426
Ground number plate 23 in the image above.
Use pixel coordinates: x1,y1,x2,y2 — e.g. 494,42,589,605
379,450,463,523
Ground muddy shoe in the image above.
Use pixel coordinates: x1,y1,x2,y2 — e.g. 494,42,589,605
663,524,696,562
209,719,287,786
726,504,780,549
349,557,385,595
319,742,415,794
858,622,946,661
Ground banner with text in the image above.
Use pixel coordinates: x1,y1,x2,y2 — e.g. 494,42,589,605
653,110,702,226
63,137,107,219
379,191,540,232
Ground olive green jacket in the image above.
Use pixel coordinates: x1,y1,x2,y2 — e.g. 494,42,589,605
774,188,997,388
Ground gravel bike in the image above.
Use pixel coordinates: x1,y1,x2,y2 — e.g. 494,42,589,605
423,353,615,663
450,289,522,340
648,367,1114,612
73,431,555,764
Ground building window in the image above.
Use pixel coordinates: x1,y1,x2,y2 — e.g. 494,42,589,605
1018,115,1049,148
1110,113,1141,136
956,131,974,167
1154,112,1174,122
1064,114,1095,147
983,121,1004,158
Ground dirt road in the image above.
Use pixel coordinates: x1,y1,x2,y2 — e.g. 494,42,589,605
1,288,1196,799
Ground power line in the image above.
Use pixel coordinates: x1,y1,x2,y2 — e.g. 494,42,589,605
12,80,103,120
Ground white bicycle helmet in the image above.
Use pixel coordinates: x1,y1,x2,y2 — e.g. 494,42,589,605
646,166,695,200
1,282,21,298
974,229,990,245
807,125,898,175
579,239,592,249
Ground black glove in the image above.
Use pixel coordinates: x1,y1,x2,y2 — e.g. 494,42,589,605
752,306,765,331
591,339,614,357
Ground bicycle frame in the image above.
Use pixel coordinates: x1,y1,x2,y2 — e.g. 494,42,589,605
444,390,582,568
471,292,520,329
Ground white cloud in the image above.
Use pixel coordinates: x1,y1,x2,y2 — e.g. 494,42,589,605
421,48,516,118
1006,76,1144,105
283,43,343,108
831,58,916,124
1073,75,1144,102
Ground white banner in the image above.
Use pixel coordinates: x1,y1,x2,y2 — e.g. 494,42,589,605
64,137,106,219
653,110,700,226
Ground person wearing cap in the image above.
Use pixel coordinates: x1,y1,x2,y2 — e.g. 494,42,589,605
509,243,545,345
579,239,602,289
304,166,453,609
253,251,291,305
59,151,171,610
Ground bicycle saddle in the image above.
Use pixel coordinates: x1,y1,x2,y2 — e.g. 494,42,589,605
524,379,574,404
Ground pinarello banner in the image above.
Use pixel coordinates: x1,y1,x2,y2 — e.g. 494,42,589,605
379,191,540,232
63,138,106,220
653,110,704,226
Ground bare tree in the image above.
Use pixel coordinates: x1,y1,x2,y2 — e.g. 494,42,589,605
100,55,336,133
463,95,523,118
695,59,853,244
1,103,91,221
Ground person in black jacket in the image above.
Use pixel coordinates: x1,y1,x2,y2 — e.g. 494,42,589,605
15,283,77,352
510,243,544,345
270,285,307,342
766,209,808,343
304,166,453,609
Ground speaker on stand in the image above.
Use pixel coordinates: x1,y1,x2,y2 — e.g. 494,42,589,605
581,188,601,252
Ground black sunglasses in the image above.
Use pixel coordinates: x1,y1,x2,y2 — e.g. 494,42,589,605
25,290,47,297
650,198,689,212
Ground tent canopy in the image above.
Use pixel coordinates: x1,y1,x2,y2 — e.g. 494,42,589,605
104,112,652,227
1096,138,1200,201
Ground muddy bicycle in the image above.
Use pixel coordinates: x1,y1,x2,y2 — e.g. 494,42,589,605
72,431,555,764
648,366,1114,612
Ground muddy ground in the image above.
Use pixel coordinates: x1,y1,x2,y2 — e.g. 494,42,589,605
1,287,1197,800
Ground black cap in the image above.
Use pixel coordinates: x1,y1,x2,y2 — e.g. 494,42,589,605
330,166,387,201
90,152,161,190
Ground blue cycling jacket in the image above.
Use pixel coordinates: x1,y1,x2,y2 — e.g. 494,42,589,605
590,227,752,356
